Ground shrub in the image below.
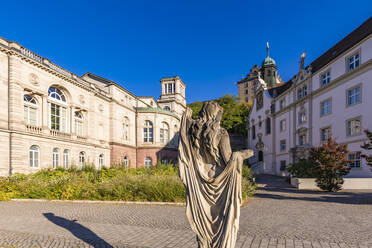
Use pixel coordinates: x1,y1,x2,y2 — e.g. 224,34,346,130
310,136,351,192
0,163,256,202
287,159,317,178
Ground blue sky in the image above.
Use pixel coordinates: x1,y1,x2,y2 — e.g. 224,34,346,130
1,1,371,103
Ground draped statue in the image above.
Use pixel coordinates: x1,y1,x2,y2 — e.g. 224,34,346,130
178,101,254,248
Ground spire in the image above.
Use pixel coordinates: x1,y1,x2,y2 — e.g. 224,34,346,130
266,42,270,57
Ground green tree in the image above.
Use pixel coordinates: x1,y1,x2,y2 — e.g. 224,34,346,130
361,129,372,167
310,136,351,192
187,94,251,135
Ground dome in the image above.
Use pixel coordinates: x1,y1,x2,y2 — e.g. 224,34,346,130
262,56,276,67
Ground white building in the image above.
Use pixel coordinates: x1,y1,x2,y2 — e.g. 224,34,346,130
246,17,372,178
0,36,186,176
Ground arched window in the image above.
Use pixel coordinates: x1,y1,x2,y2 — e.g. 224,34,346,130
98,154,104,169
48,87,67,132
29,145,39,168
53,148,59,168
79,151,85,167
63,149,69,168
160,122,169,144
143,121,153,143
24,95,38,126
123,156,129,168
74,112,83,137
123,117,129,141
163,106,171,111
144,157,152,168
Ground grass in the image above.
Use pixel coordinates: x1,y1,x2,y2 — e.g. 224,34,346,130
0,163,256,202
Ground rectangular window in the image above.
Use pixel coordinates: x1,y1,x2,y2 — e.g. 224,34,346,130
168,83,173,94
320,99,332,116
266,118,271,135
143,128,148,142
24,106,37,126
280,140,286,151
299,134,306,146
297,85,307,100
346,117,361,137
252,125,256,140
320,71,331,87
320,127,331,142
245,89,248,94
347,86,361,106
279,99,285,110
298,112,306,124
348,151,361,168
348,53,360,71
280,160,286,171
280,119,286,132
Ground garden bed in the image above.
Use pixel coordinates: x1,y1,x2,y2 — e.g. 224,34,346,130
0,164,256,202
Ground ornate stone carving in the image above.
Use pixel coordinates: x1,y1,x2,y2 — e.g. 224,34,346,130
178,101,254,248
78,95,85,104
29,73,39,86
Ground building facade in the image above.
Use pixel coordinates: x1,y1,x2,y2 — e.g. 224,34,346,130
245,17,372,178
0,37,186,176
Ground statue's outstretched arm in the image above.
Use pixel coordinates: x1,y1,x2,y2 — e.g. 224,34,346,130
219,129,232,165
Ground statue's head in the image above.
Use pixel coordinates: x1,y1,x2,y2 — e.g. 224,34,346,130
199,101,223,123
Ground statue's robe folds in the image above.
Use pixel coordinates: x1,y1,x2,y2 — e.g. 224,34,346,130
178,114,243,248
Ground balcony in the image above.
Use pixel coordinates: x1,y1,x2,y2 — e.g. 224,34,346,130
26,125,43,134
49,129,71,139
77,135,87,142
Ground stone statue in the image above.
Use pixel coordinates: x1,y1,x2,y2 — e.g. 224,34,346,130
178,101,254,248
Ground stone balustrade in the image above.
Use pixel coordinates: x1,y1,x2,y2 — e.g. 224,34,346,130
25,125,43,134
20,47,43,64
49,129,71,139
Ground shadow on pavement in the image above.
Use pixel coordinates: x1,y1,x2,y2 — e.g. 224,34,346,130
254,174,372,205
43,213,113,248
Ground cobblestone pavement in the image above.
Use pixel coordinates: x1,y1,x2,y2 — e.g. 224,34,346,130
1,175,372,247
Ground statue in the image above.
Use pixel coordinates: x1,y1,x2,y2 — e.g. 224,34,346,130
178,101,254,248
300,51,306,70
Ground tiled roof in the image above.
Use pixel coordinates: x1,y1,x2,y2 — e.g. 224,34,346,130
310,17,372,73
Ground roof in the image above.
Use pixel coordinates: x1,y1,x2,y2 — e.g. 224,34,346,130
310,16,372,73
262,56,276,67
268,80,293,98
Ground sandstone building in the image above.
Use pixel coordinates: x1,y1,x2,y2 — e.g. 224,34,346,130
0,37,186,176
244,17,372,178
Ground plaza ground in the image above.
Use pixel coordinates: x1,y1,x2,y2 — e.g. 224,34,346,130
0,175,372,248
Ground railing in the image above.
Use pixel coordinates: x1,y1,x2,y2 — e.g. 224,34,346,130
50,129,71,138
46,61,73,78
20,47,43,63
77,135,87,142
26,125,42,134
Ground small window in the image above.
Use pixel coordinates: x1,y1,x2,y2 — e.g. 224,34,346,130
348,152,361,168
252,125,256,140
279,99,285,110
347,53,360,71
298,111,306,124
74,112,84,137
29,145,39,168
320,127,331,142
144,157,152,168
24,95,38,126
79,152,85,167
245,89,248,94
63,149,69,168
280,140,286,152
123,156,129,168
347,86,361,106
297,85,308,100
280,119,286,132
320,99,332,117
53,148,59,168
265,118,271,135
299,134,306,146
160,122,169,144
280,160,286,171
346,117,361,137
143,121,153,143
163,106,171,111
123,117,129,141
320,71,331,87
99,154,104,169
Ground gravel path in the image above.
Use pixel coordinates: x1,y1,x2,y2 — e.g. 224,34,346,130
0,175,371,247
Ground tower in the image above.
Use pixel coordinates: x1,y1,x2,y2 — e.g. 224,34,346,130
158,76,186,117
261,42,278,88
